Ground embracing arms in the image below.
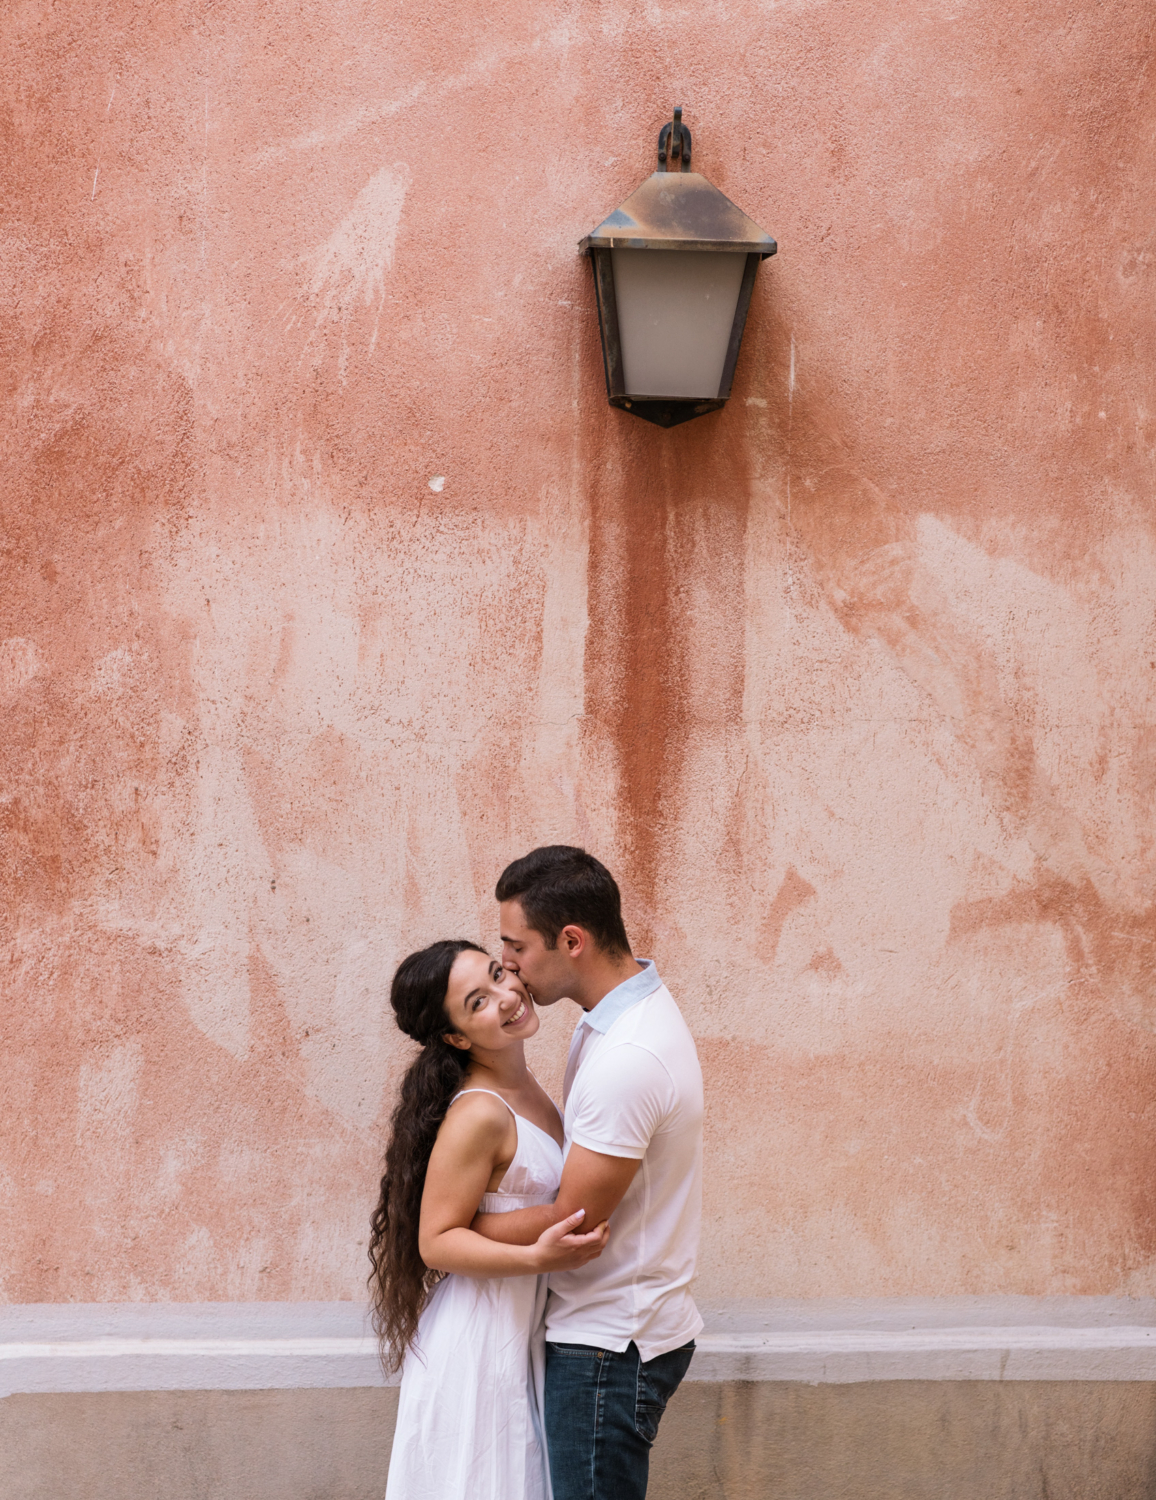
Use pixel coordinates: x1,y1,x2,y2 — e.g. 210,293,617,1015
418,1094,607,1277
473,1040,673,1248
472,1143,639,1247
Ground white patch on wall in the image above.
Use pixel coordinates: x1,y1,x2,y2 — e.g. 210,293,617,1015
295,164,411,368
156,1134,204,1208
734,485,1006,1043
913,513,1120,901
321,930,401,1121
180,932,254,1059
0,637,41,699
174,742,273,1060
89,646,139,696
76,1042,144,1151
176,1225,219,1290
257,849,402,1127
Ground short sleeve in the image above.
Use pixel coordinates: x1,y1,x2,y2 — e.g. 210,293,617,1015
569,1044,675,1160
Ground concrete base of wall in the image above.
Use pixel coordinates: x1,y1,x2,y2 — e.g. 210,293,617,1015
658,1382,1156,1499
5,1381,1156,1500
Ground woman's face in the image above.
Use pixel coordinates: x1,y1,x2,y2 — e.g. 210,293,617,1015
443,949,539,1053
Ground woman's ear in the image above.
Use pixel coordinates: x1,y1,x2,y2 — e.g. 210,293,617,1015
443,1032,471,1052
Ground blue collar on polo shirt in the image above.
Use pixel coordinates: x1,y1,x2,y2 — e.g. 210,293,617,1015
579,958,662,1034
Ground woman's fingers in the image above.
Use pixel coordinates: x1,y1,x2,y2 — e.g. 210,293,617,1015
537,1210,585,1248
560,1223,607,1246
534,1212,611,1266
530,1211,613,1270
536,1206,587,1254
556,1222,609,1258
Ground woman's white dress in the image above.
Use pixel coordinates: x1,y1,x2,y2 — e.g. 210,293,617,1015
385,1090,563,1500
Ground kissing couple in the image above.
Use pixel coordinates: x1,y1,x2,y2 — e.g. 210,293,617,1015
369,845,704,1500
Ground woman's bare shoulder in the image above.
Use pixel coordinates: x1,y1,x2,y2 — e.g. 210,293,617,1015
438,1089,512,1148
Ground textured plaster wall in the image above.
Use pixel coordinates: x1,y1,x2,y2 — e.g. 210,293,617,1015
2,0,1155,1305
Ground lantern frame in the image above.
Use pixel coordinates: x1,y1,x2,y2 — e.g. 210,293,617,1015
579,108,778,428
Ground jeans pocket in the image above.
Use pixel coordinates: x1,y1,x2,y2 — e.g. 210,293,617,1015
634,1341,696,1445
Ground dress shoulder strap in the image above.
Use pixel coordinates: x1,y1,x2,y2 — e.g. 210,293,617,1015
450,1088,515,1117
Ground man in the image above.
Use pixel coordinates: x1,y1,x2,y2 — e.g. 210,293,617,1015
473,845,704,1500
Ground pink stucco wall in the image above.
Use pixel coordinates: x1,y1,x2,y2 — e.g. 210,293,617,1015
3,0,1155,1306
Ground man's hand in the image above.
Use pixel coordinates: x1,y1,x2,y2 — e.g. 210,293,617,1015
528,1210,610,1273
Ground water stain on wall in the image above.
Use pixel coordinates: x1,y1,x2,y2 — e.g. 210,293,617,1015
581,414,752,952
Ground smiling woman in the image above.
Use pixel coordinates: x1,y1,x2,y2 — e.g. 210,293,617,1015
367,939,608,1500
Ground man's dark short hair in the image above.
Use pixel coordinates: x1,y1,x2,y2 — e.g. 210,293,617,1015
495,846,630,957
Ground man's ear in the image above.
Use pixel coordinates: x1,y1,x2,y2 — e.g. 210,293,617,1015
560,924,587,959
443,1032,471,1052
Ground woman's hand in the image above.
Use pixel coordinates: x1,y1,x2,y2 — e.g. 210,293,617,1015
528,1209,609,1273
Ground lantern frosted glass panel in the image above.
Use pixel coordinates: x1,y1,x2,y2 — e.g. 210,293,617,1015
611,248,747,399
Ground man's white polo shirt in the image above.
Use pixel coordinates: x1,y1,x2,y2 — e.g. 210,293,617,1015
545,960,704,1363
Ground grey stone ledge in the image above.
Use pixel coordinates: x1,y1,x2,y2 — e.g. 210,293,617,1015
4,1297,1156,1396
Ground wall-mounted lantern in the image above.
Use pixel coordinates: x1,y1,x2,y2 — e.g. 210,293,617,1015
580,108,777,429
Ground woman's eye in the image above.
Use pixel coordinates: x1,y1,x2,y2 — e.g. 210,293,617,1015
494,966,504,980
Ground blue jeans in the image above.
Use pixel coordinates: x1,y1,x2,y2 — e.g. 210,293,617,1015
544,1338,696,1500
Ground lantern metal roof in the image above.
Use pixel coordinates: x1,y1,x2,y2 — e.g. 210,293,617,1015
580,171,777,259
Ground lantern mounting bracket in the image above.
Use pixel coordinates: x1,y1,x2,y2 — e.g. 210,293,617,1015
658,107,691,171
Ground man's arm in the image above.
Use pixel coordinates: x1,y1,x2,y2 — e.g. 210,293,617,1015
472,1144,640,1246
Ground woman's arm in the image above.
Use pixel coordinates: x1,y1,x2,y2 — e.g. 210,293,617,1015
418,1095,606,1277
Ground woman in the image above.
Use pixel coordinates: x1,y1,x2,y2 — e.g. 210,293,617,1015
369,939,607,1499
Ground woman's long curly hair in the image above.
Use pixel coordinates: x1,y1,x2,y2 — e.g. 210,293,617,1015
368,939,485,1371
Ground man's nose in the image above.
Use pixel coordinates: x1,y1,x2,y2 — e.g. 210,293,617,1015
502,947,519,971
